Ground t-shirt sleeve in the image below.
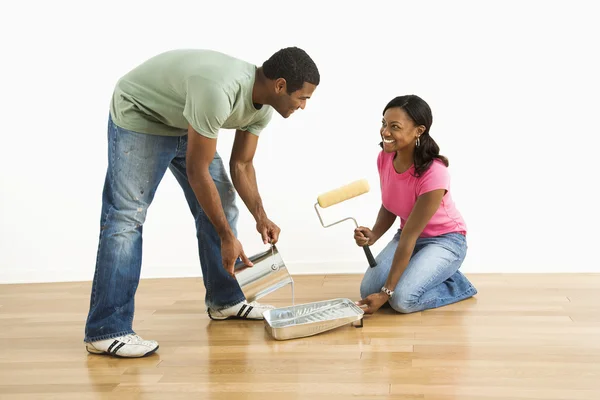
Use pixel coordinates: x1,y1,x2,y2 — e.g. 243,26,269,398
416,161,450,197
241,107,273,136
377,151,384,173
182,77,231,139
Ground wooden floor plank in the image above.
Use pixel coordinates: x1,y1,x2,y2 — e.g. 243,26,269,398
1,273,600,399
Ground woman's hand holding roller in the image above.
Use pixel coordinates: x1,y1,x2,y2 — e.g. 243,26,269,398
354,227,378,246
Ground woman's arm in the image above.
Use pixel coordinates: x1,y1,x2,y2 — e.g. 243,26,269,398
354,204,396,246
383,189,446,291
372,205,397,243
357,189,446,313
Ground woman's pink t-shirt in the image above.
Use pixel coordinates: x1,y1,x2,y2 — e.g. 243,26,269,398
377,151,467,238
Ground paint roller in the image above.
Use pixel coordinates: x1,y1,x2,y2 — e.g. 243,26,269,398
314,179,377,268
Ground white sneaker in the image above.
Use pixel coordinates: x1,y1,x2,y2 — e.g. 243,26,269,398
208,300,275,320
86,334,159,358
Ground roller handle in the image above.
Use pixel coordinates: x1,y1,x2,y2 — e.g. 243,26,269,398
363,245,377,267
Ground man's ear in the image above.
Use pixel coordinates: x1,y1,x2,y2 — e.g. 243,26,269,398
274,78,287,94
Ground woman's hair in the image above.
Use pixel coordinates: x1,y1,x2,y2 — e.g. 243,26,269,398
380,95,448,177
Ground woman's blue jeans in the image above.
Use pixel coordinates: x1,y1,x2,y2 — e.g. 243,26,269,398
360,229,477,313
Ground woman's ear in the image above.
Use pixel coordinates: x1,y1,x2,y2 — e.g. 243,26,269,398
417,125,426,136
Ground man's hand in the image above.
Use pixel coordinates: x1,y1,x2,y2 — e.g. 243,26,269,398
230,130,279,245
256,218,281,245
354,226,378,246
356,292,389,314
221,235,253,277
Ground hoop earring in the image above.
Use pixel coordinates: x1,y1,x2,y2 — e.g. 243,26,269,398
416,137,420,147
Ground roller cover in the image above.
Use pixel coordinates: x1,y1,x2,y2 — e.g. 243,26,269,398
317,179,370,208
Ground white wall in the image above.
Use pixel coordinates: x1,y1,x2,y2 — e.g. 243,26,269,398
1,0,599,283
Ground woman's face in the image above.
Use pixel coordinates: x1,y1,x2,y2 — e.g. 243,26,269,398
380,107,424,153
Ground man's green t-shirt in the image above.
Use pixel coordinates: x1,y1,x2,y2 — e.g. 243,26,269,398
109,49,273,138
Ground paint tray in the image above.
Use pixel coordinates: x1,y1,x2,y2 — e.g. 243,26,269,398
263,298,364,340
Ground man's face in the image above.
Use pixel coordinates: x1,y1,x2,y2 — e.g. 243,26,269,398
272,81,317,118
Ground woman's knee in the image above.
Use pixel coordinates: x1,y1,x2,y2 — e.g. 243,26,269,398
359,279,372,299
360,275,380,299
389,294,421,314
359,236,400,299
388,283,424,314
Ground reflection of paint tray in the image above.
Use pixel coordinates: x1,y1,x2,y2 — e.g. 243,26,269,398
263,298,364,340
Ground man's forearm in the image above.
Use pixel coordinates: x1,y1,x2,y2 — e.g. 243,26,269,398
230,160,267,223
188,170,234,240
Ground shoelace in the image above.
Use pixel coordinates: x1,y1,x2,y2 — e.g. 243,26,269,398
123,334,144,344
247,301,275,309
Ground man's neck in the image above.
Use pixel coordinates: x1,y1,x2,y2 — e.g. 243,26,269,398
252,67,270,106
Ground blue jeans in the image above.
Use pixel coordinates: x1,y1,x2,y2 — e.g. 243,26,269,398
84,116,245,342
360,229,477,313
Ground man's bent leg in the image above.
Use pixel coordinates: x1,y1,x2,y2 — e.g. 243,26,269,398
84,117,178,342
169,151,245,309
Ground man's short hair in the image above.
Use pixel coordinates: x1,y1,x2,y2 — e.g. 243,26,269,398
262,47,320,94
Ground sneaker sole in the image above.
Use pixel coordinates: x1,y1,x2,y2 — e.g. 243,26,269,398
86,345,159,358
207,309,265,321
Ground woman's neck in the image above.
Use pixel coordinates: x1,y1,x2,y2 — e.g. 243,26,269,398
393,148,414,174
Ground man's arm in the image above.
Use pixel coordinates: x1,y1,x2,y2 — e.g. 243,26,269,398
230,129,280,244
230,129,266,223
186,125,253,274
186,125,234,240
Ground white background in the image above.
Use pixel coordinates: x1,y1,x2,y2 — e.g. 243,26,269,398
1,0,599,283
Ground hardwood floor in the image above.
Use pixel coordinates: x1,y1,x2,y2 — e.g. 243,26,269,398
1,273,600,399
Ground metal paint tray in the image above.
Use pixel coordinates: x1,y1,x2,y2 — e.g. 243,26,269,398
263,298,364,340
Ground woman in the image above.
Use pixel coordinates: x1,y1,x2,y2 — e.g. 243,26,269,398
355,95,477,314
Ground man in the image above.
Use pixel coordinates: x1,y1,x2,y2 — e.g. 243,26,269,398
84,47,320,357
